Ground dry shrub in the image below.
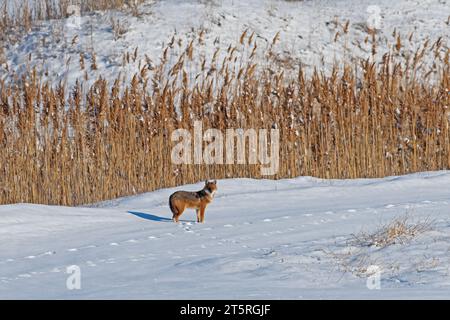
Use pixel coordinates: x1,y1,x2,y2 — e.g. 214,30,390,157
329,214,436,278
351,215,434,248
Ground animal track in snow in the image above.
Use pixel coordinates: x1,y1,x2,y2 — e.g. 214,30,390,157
41,251,55,256
80,245,97,249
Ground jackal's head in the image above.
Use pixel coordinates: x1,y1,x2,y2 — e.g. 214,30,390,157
204,180,217,196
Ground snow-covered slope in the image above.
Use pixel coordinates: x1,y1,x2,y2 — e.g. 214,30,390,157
1,0,448,88
1,172,450,299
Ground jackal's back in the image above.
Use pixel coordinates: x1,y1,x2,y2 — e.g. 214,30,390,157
169,191,201,212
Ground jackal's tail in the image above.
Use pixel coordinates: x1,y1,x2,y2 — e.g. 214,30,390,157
169,194,178,216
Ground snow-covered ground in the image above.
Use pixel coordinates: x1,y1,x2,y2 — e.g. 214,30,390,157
1,171,450,299
1,0,448,88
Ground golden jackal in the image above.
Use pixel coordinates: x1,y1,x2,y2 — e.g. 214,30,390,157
169,180,217,223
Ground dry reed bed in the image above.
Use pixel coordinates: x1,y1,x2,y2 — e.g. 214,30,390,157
0,32,449,206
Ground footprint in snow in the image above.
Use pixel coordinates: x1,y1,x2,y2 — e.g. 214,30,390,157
347,209,357,213
41,251,55,256
110,242,119,246
303,214,313,217
385,204,395,208
147,236,157,240
224,224,233,227
81,245,97,249
67,248,78,252
126,239,138,243
25,255,36,259
263,219,272,222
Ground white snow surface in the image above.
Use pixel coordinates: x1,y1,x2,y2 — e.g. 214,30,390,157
1,171,450,299
1,0,449,88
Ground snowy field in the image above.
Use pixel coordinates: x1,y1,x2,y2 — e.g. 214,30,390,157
1,0,449,88
1,171,450,299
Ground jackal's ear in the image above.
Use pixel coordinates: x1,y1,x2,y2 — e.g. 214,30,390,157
213,180,217,184
205,180,209,185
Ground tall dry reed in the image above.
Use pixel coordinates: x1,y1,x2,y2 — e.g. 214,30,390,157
0,31,449,206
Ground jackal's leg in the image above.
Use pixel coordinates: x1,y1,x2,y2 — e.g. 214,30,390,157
199,205,206,223
196,209,200,223
173,205,185,223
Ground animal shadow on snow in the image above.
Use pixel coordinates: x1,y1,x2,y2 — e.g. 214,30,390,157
127,211,194,223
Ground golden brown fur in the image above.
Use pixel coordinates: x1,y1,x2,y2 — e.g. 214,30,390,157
169,180,217,223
